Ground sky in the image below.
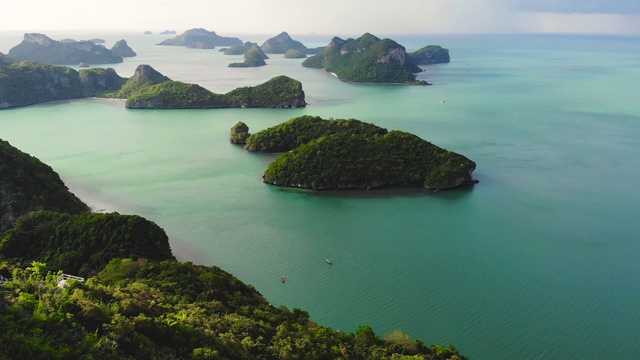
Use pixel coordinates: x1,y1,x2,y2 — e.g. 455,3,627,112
2,0,640,36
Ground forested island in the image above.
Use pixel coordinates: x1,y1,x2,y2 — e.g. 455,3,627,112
0,138,469,359
244,116,476,190
227,44,268,68
261,32,308,54
110,39,137,57
7,33,123,65
157,28,242,48
302,33,449,84
0,62,306,109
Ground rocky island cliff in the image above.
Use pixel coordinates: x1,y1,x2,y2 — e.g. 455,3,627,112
110,39,137,57
246,116,476,191
302,33,427,84
7,33,123,65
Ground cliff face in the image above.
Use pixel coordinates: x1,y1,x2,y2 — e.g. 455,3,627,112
79,68,126,96
0,61,84,109
8,33,123,65
110,39,137,57
0,139,90,232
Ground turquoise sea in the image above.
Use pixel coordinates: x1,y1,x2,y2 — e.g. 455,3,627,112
1,31,639,359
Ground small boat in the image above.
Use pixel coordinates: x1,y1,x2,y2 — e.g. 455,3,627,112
326,259,332,265
281,276,286,283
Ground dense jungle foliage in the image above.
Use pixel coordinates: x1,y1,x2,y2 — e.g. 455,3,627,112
125,75,304,109
302,33,426,84
262,131,476,190
245,116,387,153
0,259,468,360
0,139,89,232
230,122,251,144
0,211,175,277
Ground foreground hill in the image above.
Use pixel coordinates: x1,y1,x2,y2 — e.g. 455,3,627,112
302,33,426,84
0,138,469,360
0,62,305,109
7,33,123,65
157,28,242,48
246,116,476,190
0,139,89,232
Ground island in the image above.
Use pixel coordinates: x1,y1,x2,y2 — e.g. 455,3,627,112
124,65,305,109
110,39,137,57
160,30,177,35
227,44,267,67
245,115,476,190
260,31,307,54
157,28,242,48
0,61,125,108
88,38,106,44
223,41,268,58
284,49,306,59
302,33,431,84
230,121,250,144
409,45,450,65
7,33,123,65
0,62,305,109
144,30,153,35
0,138,469,360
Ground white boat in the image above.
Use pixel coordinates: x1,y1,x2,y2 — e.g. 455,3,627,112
326,259,332,265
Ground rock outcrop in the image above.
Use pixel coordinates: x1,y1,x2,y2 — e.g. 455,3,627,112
110,39,137,57
157,28,242,48
230,122,250,144
8,33,123,65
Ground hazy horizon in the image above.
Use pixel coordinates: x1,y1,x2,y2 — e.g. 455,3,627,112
3,0,640,36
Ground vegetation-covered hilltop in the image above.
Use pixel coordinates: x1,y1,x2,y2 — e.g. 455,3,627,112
261,31,308,54
246,116,476,190
0,62,305,109
227,44,268,68
0,138,469,360
157,28,242,48
7,33,123,65
0,139,89,232
302,33,427,84
125,69,306,109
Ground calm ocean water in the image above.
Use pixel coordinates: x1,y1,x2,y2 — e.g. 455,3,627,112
1,31,639,359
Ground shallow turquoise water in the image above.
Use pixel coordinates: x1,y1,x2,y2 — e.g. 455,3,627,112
1,32,639,359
